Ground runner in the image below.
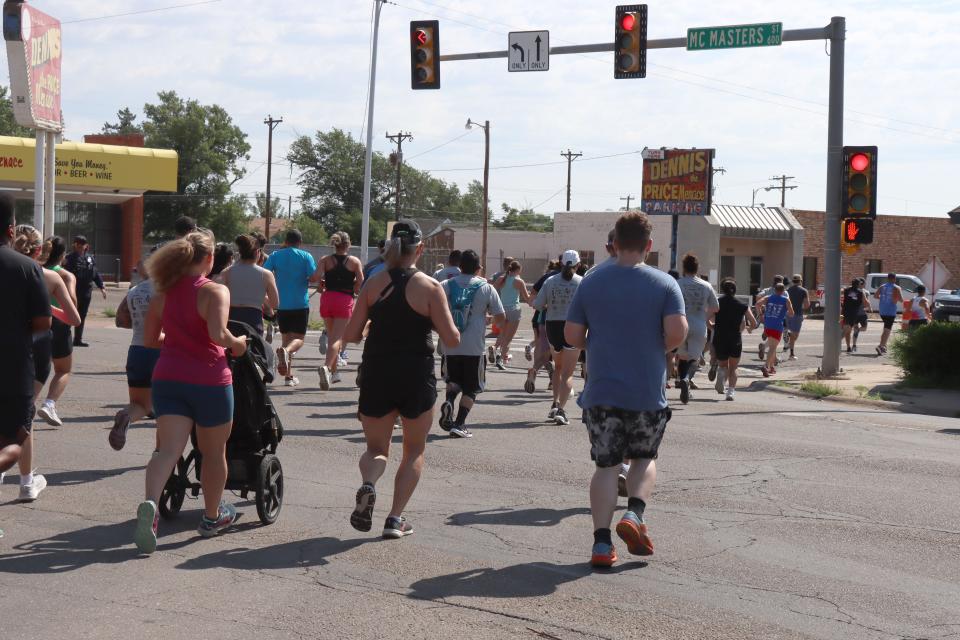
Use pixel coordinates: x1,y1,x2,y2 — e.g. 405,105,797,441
852,278,873,352
756,275,784,361
565,212,686,567
785,274,810,360
712,278,757,400
675,254,719,404
263,229,319,386
363,239,387,279
532,250,583,425
841,278,865,353
36,236,78,427
174,215,197,238
0,196,51,513
64,235,106,347
221,234,278,336
439,249,504,438
492,260,532,370
209,242,234,283
317,232,363,390
344,219,460,539
585,230,618,277
486,256,514,353
109,250,162,450
909,285,931,329
524,260,560,393
757,282,794,376
13,225,80,503
432,250,462,281
874,273,902,355
134,230,245,554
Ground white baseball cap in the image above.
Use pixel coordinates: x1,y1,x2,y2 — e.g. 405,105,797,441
562,249,580,266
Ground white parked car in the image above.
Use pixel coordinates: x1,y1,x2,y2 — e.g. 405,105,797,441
863,273,926,314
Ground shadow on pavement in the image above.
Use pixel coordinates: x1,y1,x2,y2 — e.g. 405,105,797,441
937,429,960,436
43,465,143,487
447,507,589,527
176,536,367,571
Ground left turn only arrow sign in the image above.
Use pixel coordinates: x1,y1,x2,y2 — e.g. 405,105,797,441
508,30,549,72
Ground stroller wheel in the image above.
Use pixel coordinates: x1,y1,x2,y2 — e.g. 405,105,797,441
255,454,284,525
159,459,187,519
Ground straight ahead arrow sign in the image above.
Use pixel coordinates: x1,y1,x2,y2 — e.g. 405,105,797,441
535,35,542,61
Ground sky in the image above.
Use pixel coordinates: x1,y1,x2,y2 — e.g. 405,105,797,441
3,0,959,220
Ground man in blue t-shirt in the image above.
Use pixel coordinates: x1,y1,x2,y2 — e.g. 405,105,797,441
263,229,319,386
873,272,902,356
756,282,794,377
565,212,687,569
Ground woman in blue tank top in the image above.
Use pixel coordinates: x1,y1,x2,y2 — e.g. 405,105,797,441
492,260,531,370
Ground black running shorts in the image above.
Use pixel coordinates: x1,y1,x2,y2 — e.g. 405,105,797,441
444,355,485,398
712,336,743,361
546,320,572,352
583,406,672,468
358,355,437,420
276,308,309,336
0,394,34,444
881,315,896,330
33,331,52,384
51,318,73,360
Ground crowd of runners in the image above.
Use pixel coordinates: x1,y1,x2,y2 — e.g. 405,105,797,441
0,194,926,563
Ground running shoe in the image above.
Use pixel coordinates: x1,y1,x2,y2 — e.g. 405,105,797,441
524,374,536,394
319,330,328,354
846,346,852,353
590,541,618,568
284,376,299,387
197,502,239,538
318,365,331,391
618,473,628,498
495,355,506,371
789,354,798,361
524,344,532,361
616,511,654,556
337,356,348,368
852,344,858,353
383,516,414,539
547,404,559,421
439,400,454,431
134,500,159,554
875,345,883,356
18,474,47,502
715,371,725,394
761,366,770,378
108,408,131,451
350,483,376,532
449,424,473,438
758,343,765,361
37,401,62,427
725,388,736,401
276,347,290,376
487,345,496,364
678,379,690,404
331,371,342,384
708,361,718,382
554,408,569,425
698,355,706,367
689,380,700,390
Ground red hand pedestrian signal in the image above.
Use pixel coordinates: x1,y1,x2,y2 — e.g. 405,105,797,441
846,220,859,242
842,218,873,244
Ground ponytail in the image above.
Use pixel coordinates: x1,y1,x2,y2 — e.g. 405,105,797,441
384,237,406,269
562,263,575,281
235,234,258,261
147,230,215,293
43,235,67,268
14,224,42,258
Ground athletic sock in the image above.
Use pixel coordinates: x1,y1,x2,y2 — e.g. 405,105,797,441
593,528,612,546
445,389,458,404
455,405,471,425
21,472,34,486
627,497,646,522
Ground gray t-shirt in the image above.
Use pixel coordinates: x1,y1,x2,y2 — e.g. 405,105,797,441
433,266,461,282
126,279,155,347
442,275,504,357
533,273,583,322
677,275,718,335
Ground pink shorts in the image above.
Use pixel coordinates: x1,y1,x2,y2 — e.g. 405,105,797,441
320,290,355,319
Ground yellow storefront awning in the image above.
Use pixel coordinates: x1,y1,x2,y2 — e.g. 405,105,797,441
0,135,178,194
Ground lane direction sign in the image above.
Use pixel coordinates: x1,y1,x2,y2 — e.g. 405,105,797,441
508,31,549,72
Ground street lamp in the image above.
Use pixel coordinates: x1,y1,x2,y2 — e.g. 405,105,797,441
752,186,774,207
466,118,490,275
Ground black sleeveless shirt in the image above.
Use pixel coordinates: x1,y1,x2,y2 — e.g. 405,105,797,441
363,268,435,358
324,254,356,295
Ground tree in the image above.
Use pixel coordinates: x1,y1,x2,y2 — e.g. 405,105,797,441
101,107,143,135
0,85,34,137
493,203,554,232
248,192,285,220
285,214,327,245
109,91,252,241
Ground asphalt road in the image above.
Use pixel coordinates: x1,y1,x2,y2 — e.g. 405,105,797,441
2,320,959,640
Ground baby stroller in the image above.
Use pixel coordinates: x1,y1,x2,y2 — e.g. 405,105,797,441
158,322,285,525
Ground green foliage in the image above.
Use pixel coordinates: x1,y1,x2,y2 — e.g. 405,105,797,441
0,85,34,137
493,203,554,232
102,307,117,319
800,381,841,398
890,322,960,390
101,107,143,136
248,192,285,220
285,214,328,245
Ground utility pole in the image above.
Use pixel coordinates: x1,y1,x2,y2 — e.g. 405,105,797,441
288,195,292,219
360,0,385,266
263,115,283,238
767,174,797,207
561,149,582,211
466,118,490,273
711,166,726,197
620,195,634,210
386,131,413,220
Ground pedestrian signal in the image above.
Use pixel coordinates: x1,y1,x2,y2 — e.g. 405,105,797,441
615,5,647,79
410,20,440,90
842,218,873,244
841,145,877,219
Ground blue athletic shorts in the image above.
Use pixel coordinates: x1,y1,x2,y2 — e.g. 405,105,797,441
152,380,234,427
786,315,803,334
126,345,161,388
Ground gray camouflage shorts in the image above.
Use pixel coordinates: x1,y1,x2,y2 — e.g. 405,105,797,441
583,406,672,468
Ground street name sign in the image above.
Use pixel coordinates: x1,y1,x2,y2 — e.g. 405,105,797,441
508,31,549,72
686,22,782,51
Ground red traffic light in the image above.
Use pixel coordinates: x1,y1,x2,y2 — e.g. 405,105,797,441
415,29,428,45
620,13,636,31
850,153,869,172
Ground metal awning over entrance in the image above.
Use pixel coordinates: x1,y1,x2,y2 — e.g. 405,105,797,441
707,204,800,240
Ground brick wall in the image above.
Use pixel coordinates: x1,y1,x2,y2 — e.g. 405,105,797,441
793,210,960,289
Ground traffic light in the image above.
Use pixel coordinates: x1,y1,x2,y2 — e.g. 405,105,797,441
842,218,874,244
841,145,878,219
410,20,440,90
615,5,647,79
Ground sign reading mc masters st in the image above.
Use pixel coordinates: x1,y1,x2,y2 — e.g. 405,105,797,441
686,22,782,51
641,148,714,216
3,2,62,131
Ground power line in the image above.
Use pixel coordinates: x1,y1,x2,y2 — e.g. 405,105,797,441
423,149,640,173
405,130,475,160
62,0,222,24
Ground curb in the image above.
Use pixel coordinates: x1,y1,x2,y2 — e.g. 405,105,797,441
748,380,958,418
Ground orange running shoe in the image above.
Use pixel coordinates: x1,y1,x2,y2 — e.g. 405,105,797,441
616,511,654,556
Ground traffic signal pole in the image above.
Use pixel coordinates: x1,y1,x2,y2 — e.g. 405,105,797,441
821,16,846,377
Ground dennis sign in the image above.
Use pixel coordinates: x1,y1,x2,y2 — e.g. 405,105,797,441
3,1,62,131
641,148,714,215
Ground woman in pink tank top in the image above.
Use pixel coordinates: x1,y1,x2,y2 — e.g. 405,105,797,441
131,230,248,555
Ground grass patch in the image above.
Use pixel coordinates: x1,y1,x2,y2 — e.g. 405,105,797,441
307,319,325,332
102,307,116,318
772,380,797,389
800,381,841,398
